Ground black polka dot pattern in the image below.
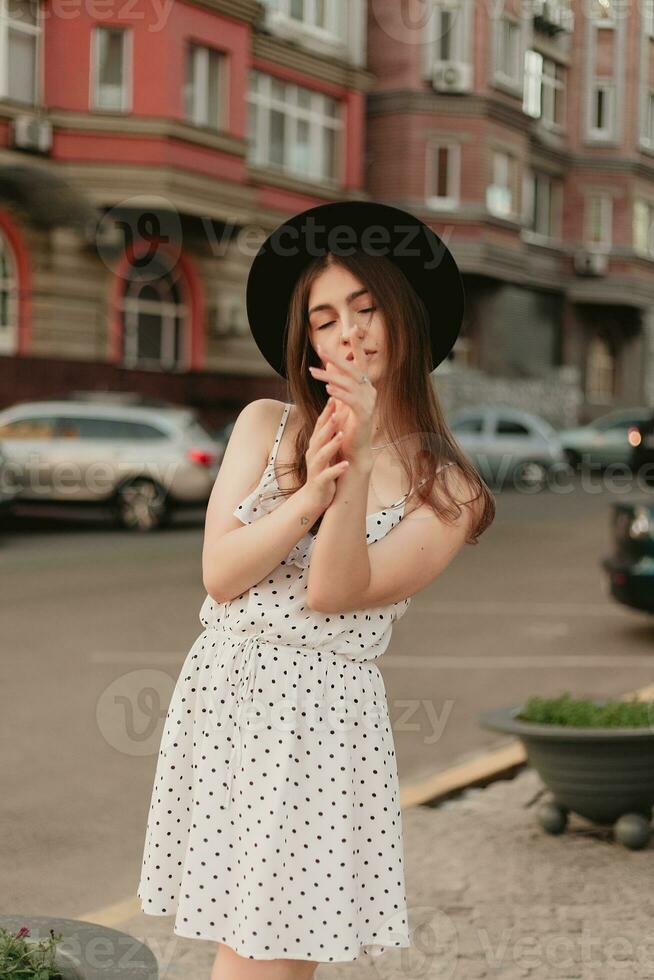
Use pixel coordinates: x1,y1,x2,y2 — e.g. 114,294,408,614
137,403,454,962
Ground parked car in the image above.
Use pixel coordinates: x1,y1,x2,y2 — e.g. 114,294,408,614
448,405,567,488
0,397,221,530
629,410,654,485
601,499,654,615
0,443,23,514
558,407,652,470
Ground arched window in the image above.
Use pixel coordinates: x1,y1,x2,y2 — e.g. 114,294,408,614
586,334,615,402
0,228,18,354
120,261,187,371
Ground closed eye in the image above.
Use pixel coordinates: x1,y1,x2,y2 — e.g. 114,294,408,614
317,307,376,329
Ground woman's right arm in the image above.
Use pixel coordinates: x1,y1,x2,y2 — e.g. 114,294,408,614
202,399,325,603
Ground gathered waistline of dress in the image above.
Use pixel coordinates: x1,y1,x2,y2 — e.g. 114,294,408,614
217,621,386,664
212,621,385,812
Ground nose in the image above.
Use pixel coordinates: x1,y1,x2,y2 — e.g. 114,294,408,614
340,318,367,349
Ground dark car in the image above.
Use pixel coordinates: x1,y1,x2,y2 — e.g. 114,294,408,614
601,500,654,614
630,412,654,485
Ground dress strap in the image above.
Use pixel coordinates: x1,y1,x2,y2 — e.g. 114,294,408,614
267,402,292,467
389,461,455,508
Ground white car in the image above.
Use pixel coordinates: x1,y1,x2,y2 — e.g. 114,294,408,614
0,394,221,530
558,408,653,470
449,405,568,488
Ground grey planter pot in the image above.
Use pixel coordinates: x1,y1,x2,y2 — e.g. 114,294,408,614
479,702,654,848
0,916,158,979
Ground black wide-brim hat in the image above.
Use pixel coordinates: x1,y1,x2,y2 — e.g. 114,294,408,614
245,199,465,380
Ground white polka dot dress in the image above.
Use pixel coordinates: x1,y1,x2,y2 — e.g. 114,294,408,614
137,402,453,962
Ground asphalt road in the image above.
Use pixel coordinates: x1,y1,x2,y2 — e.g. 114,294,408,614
2,477,654,920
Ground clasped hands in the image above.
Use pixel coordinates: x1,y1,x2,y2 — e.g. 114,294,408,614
308,333,377,467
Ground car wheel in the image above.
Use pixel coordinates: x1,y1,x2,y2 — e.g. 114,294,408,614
112,478,171,531
564,449,582,471
513,460,548,490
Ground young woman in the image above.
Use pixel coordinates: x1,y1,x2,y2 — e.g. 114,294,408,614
137,201,495,979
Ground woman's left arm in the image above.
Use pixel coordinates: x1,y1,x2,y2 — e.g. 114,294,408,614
305,453,374,612
305,333,377,611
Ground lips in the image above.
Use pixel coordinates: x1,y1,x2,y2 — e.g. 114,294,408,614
346,350,376,360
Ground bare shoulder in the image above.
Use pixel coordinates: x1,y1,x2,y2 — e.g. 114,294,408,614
404,462,483,534
202,399,282,544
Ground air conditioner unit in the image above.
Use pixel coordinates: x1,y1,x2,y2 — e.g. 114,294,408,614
533,0,574,34
574,249,609,276
432,62,473,94
11,115,53,154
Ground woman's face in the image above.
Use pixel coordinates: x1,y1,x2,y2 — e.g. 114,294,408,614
307,263,387,381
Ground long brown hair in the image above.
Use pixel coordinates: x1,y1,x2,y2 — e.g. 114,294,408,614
268,250,495,545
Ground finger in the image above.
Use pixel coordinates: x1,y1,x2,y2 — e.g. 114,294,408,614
325,384,355,403
315,409,339,446
319,347,360,381
317,428,343,461
318,361,353,392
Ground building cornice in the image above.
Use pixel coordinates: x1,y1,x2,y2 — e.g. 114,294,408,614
36,108,249,157
252,34,376,90
245,164,369,205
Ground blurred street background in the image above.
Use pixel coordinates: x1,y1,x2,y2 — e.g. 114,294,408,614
2,0,654,973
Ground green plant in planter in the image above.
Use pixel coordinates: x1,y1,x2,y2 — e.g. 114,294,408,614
0,925,65,979
479,692,654,849
518,692,653,728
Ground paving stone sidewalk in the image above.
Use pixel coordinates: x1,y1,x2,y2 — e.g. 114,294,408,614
120,767,654,980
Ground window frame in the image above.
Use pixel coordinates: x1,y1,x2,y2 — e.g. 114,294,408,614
90,24,132,113
183,41,227,131
486,148,519,220
523,169,563,241
584,192,613,248
247,69,343,186
0,0,42,105
633,198,654,259
589,78,615,139
425,139,461,210
494,14,522,90
261,0,346,45
0,227,18,355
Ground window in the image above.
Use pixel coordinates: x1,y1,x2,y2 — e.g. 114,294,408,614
523,171,562,239
0,416,58,438
523,50,565,127
646,0,654,37
184,43,225,130
452,416,483,434
643,91,654,146
542,58,565,127
523,50,542,117
91,26,130,111
585,193,612,247
261,0,345,42
55,417,168,440
633,199,654,258
590,0,615,24
495,16,521,85
426,142,460,208
590,80,615,137
495,418,530,436
433,0,468,62
248,70,342,184
487,150,519,218
586,335,615,402
0,229,18,355
1,0,40,104
120,259,188,371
